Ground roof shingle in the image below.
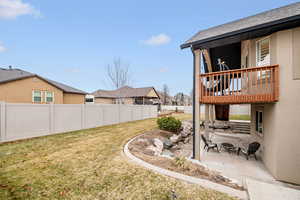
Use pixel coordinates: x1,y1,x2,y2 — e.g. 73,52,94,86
92,86,159,98
0,67,87,94
181,2,300,48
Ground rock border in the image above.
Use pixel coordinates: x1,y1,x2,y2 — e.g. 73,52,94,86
124,134,248,200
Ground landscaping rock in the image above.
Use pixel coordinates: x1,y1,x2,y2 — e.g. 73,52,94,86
171,144,180,150
153,138,164,152
183,137,190,144
178,142,184,146
180,121,193,138
170,134,181,144
146,145,162,156
163,139,173,149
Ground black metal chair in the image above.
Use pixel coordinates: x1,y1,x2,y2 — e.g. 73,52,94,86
201,135,219,152
238,142,260,160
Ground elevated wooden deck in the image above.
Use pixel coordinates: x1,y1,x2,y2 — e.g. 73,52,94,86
199,65,279,104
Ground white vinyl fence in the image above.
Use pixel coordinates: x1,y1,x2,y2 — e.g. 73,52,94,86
0,102,157,143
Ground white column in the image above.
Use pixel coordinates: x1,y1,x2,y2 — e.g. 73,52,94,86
194,49,202,160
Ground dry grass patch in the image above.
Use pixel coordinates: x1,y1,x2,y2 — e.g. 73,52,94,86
0,114,236,200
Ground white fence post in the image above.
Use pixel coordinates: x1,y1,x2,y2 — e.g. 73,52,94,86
0,102,6,142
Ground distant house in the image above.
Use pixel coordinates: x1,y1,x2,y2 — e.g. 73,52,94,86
0,67,87,104
91,86,160,105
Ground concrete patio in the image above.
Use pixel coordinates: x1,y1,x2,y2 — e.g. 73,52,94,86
200,148,275,186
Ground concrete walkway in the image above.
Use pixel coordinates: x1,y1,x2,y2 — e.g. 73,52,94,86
246,178,300,200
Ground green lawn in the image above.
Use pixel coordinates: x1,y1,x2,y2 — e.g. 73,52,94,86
0,114,236,200
229,115,251,121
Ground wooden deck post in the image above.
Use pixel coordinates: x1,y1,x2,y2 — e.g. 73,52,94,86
193,49,202,160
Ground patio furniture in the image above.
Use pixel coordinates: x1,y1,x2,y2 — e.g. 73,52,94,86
238,142,260,160
201,135,219,152
221,142,236,153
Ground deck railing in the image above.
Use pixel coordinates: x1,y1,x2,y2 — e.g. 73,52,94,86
199,65,279,104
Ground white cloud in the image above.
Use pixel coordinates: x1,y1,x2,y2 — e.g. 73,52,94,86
142,33,171,46
159,67,169,73
0,0,41,19
0,43,6,52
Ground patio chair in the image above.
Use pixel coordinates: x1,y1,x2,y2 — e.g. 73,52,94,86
201,135,219,152
238,142,260,160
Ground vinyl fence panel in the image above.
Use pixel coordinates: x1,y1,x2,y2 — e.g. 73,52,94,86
0,102,157,143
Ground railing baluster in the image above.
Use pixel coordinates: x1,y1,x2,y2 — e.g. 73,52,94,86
199,65,278,104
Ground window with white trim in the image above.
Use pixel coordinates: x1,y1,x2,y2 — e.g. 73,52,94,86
33,90,42,103
256,37,270,67
45,91,54,103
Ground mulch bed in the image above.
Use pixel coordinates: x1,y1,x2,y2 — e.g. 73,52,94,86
128,130,245,191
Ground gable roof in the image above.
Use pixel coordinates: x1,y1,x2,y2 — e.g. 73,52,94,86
92,86,160,98
181,2,300,49
0,67,87,94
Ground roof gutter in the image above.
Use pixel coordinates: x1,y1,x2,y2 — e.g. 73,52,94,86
180,14,300,49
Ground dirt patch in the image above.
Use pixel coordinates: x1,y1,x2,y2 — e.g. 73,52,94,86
129,130,245,191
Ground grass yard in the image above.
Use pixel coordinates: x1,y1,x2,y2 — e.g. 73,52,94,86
0,114,236,200
229,115,251,121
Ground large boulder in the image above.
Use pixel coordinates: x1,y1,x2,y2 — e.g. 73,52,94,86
170,134,181,144
153,138,164,152
163,139,173,149
146,145,162,156
183,137,190,144
180,121,193,138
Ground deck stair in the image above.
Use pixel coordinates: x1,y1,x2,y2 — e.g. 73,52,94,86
229,121,251,134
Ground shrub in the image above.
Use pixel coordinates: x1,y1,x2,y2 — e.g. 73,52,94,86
157,116,182,133
173,156,189,170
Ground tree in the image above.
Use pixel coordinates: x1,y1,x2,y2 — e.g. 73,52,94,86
162,84,170,105
174,92,185,106
106,58,131,104
106,58,131,89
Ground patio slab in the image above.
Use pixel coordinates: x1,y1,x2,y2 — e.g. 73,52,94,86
246,178,300,200
200,150,276,186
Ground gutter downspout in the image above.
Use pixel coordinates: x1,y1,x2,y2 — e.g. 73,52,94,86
191,46,196,159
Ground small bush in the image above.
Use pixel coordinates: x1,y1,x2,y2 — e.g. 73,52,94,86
173,157,189,170
157,116,182,133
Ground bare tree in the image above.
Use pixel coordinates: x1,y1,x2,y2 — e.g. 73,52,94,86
162,84,170,105
106,58,131,104
106,58,131,89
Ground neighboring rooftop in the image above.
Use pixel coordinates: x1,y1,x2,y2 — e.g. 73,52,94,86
181,2,300,49
0,67,87,94
92,86,159,98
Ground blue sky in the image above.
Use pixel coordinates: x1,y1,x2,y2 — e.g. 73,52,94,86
0,0,298,95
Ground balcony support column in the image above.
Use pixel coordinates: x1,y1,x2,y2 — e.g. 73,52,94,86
193,49,202,161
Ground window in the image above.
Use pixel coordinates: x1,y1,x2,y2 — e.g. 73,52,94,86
255,111,263,135
256,37,270,67
45,91,54,103
33,90,42,103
